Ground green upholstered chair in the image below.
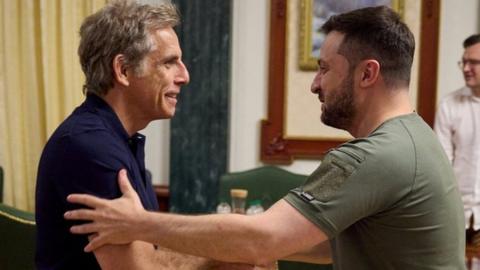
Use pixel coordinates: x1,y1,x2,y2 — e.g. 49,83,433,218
0,203,36,270
218,166,307,209
218,166,332,270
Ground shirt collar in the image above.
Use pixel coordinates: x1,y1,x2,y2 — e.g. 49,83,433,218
83,94,144,142
459,87,480,102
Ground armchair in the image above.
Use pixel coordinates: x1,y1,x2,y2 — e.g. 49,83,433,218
0,203,36,270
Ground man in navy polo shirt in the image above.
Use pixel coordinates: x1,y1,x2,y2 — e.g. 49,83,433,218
35,1,252,270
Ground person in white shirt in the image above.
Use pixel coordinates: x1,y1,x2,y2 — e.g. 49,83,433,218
435,33,480,245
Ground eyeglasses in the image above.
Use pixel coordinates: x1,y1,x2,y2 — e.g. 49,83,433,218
458,59,480,69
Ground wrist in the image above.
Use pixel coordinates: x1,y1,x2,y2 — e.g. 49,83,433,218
135,209,154,242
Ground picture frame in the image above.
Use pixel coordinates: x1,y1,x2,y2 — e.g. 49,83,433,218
299,0,405,70
260,0,440,164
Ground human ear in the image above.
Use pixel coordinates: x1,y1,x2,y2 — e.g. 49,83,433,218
112,54,130,87
359,60,380,88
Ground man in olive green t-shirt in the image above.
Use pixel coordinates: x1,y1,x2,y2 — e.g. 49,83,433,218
63,6,466,269
286,113,465,269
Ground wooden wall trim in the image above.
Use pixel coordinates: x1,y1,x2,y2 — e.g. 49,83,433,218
417,0,440,126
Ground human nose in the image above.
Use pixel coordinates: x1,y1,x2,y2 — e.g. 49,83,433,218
175,60,190,85
462,62,475,74
311,72,322,93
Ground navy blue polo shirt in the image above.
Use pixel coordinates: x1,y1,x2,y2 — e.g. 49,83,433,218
35,94,159,270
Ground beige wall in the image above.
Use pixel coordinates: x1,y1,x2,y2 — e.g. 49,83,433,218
229,0,321,176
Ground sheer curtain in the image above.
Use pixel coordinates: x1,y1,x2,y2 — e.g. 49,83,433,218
0,0,105,211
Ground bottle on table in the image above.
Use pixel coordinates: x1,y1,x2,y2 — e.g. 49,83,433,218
230,189,248,214
216,202,232,214
246,200,265,215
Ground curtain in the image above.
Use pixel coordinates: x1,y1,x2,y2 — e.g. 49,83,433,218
0,0,106,211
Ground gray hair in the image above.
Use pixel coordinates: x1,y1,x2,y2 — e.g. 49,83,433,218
78,0,179,96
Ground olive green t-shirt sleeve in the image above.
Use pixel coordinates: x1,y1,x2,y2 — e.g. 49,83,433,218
284,145,414,238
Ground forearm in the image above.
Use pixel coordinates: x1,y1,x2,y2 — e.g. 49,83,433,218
153,246,218,270
137,212,279,265
282,242,332,264
134,200,329,267
95,240,220,270
156,248,256,270
95,241,158,270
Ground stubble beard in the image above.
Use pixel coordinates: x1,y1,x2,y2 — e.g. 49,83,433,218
320,74,356,131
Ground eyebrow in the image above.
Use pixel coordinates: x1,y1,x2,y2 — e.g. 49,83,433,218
161,54,179,63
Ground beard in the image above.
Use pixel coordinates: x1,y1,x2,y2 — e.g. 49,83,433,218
320,73,356,131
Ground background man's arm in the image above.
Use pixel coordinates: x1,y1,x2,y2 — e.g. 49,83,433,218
434,102,454,162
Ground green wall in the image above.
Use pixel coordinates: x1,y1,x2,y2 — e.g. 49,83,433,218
169,0,232,213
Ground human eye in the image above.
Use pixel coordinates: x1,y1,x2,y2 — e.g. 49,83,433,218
164,61,174,69
318,64,329,74
316,59,329,74
160,56,179,69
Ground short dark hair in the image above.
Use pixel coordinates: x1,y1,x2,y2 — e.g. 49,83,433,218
463,34,480,48
321,6,415,88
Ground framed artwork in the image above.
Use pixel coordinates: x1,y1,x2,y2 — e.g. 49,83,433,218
299,0,405,70
260,0,440,164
